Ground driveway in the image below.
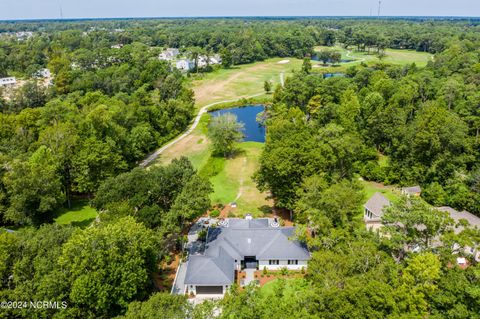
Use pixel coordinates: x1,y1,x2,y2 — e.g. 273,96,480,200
171,262,187,295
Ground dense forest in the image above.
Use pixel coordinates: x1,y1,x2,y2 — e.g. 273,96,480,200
0,17,479,318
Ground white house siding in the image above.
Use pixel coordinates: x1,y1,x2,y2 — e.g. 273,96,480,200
258,259,308,271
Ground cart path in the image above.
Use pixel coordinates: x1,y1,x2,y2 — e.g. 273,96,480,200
139,92,264,167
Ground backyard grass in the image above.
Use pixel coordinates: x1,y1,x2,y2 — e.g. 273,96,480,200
54,199,97,227
209,142,272,217
191,58,303,108
360,179,400,202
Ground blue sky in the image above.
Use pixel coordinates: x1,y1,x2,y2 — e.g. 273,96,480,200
1,0,479,20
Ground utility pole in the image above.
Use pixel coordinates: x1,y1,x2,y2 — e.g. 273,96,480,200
378,1,382,18
59,3,64,19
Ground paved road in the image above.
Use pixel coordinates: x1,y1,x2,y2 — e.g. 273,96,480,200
139,93,264,167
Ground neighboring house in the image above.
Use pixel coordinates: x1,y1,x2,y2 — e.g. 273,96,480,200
363,192,391,231
35,68,51,78
176,59,195,71
159,48,180,61
363,194,480,262
401,185,422,197
197,55,222,68
0,77,16,87
184,218,310,297
436,206,480,262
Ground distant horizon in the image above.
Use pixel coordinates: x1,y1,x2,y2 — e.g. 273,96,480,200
1,0,479,21
1,15,479,23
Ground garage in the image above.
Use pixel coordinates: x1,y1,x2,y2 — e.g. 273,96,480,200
196,286,223,294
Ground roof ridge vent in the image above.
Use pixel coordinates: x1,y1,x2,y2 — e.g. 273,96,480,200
270,217,280,228
218,219,229,227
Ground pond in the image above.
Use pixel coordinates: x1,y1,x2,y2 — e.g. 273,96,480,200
323,73,346,79
210,105,266,143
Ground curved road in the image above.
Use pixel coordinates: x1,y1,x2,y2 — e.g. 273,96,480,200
139,92,265,167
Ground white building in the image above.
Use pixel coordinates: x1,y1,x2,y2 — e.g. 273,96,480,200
175,59,195,71
0,77,16,87
111,44,123,49
159,48,180,61
35,68,51,78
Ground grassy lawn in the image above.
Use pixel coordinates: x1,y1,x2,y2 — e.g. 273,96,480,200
191,58,303,108
209,142,272,217
314,45,432,67
155,113,212,170
260,278,307,296
54,199,97,227
360,179,400,203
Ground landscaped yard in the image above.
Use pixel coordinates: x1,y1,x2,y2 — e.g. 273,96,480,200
54,199,97,227
260,277,308,295
360,179,400,202
208,142,271,217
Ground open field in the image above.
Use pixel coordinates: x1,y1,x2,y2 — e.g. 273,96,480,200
54,199,97,227
191,58,303,108
314,45,433,67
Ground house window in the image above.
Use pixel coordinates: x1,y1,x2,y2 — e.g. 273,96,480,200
288,260,298,265
269,260,279,265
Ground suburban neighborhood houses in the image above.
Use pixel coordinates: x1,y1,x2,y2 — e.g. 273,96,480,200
159,47,222,71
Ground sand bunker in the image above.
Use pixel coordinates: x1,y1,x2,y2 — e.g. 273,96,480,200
277,60,290,64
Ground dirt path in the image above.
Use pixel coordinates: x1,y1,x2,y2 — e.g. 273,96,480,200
234,157,247,201
140,92,264,167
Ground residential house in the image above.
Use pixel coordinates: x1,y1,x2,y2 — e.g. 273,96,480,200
176,59,195,71
401,185,422,197
184,218,310,297
197,55,222,68
436,206,480,262
111,44,123,49
0,77,16,87
363,193,480,262
363,192,391,231
35,68,51,78
159,48,180,61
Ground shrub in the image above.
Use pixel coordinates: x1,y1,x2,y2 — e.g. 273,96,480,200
280,267,289,276
263,266,268,276
301,266,305,274
210,209,220,218
197,229,207,242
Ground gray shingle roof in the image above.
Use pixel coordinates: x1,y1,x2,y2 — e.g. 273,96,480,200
436,206,480,233
364,192,391,218
402,186,422,195
184,218,310,285
184,249,235,285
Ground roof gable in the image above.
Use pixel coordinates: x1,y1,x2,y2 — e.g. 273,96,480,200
364,192,391,218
